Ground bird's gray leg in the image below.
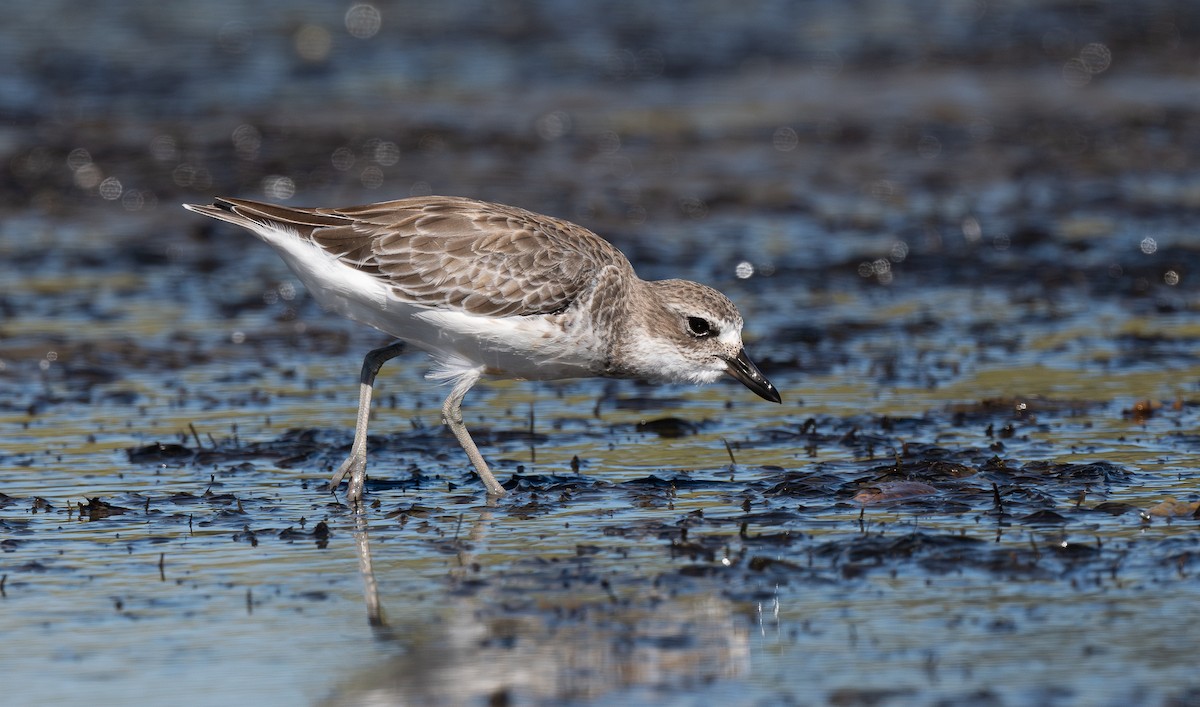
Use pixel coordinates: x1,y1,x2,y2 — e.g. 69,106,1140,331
331,341,407,504
442,367,506,496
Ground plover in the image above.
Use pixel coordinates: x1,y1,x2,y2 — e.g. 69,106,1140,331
184,196,779,501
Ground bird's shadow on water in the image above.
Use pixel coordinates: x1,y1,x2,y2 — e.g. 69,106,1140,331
110,386,1200,704
329,424,1181,704
338,492,760,705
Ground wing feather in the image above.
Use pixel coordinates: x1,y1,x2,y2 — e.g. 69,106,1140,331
211,196,630,317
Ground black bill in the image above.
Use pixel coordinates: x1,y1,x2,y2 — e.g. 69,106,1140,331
725,349,781,403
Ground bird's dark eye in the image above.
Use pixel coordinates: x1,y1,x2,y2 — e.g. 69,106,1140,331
687,316,713,337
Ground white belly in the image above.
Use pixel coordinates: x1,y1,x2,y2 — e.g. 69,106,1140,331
264,231,604,382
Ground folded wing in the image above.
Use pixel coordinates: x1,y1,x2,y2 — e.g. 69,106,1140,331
207,196,628,318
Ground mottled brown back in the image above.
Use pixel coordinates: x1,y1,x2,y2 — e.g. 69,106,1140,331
218,196,632,318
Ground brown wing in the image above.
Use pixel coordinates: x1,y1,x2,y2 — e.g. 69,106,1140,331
211,196,631,317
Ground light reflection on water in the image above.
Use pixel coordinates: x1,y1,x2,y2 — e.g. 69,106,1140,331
4,334,1199,704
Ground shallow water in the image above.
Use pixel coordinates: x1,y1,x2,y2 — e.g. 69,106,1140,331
3,2,1200,706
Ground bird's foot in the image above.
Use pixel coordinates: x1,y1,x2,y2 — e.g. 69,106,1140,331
331,453,367,505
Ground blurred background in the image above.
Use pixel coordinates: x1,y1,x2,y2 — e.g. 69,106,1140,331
5,1,1198,372
3,2,1200,705
5,1,1197,249
4,0,1199,400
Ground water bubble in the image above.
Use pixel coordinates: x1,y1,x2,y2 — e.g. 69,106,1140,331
177,165,213,190
262,175,295,200
67,148,92,171
1062,58,1091,87
1139,237,1157,254
98,177,123,200
121,189,148,211
1079,43,1111,73
1164,270,1180,286
361,166,383,189
917,134,942,159
294,24,332,62
409,181,432,197
331,146,355,171
597,131,621,154
735,261,754,279
150,135,178,162
172,163,196,187
231,331,246,344
869,180,896,202
373,141,400,166
962,216,982,242
595,154,632,179
890,241,909,262
345,4,382,39
772,127,798,152
73,163,102,189
46,351,58,362
992,233,1010,251
278,282,296,300
606,49,637,80
859,259,893,282
535,111,570,141
233,124,262,161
